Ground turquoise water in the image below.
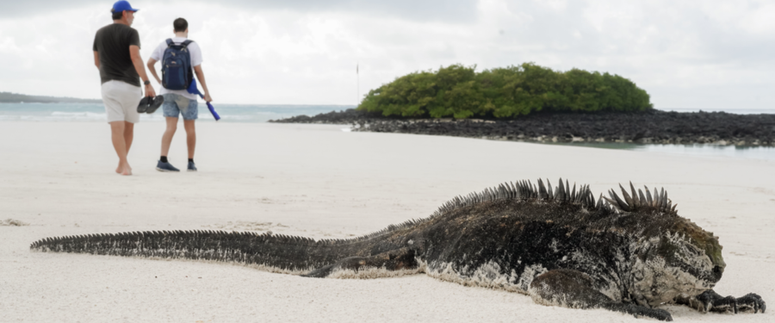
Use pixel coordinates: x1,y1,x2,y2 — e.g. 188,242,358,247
2,103,771,122
550,142,775,162
660,108,775,115
0,102,352,123
2,103,774,161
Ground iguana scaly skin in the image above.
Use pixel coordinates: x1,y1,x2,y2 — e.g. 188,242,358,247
31,179,765,321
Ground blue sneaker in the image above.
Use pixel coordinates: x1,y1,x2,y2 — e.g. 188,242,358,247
187,161,197,172
156,160,180,172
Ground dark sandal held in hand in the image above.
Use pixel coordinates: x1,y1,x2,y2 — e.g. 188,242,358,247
137,96,164,114
145,95,164,114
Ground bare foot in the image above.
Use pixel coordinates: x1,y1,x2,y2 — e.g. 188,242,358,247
119,165,132,176
116,166,133,174
117,162,132,176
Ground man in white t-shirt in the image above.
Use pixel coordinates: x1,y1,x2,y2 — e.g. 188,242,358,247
146,17,212,172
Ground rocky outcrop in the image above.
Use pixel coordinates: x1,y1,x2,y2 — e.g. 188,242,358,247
270,109,775,146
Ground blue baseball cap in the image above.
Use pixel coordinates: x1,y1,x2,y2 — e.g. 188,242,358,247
112,1,139,13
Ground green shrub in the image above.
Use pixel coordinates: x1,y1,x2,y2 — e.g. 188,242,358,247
358,63,652,119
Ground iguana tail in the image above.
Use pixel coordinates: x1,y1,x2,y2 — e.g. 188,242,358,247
30,230,356,274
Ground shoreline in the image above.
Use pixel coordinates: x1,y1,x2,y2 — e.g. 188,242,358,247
270,109,775,146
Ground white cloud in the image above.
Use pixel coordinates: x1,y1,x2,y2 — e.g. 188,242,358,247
1,0,479,22
0,0,774,109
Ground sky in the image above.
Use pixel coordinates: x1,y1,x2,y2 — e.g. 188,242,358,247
1,0,774,109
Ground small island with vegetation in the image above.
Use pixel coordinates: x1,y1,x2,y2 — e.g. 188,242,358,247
0,92,101,104
271,63,775,146
359,63,651,119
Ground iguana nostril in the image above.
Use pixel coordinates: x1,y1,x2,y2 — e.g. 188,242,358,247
712,265,724,279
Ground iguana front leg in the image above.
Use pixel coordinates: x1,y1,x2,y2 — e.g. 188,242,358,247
529,269,673,321
676,290,766,314
302,248,419,278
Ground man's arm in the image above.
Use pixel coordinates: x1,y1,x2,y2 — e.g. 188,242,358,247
193,65,212,102
129,45,156,97
93,51,100,69
146,58,161,84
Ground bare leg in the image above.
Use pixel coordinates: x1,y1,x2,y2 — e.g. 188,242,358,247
161,117,178,157
123,121,134,172
109,121,131,176
183,119,196,159
124,121,134,153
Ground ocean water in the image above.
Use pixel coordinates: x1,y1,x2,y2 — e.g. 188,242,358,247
0,102,351,123
659,108,775,115
1,103,774,161
551,142,775,162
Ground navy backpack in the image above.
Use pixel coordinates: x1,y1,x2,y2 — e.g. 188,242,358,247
161,39,194,90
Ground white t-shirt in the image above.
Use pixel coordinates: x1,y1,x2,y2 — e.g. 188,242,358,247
150,37,203,100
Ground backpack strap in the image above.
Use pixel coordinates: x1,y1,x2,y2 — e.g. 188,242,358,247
165,39,193,48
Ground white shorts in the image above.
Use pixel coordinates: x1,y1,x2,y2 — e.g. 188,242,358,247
101,80,142,123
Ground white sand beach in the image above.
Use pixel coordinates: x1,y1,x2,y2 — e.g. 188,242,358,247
0,121,773,322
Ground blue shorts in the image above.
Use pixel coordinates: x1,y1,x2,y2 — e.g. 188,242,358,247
162,93,198,120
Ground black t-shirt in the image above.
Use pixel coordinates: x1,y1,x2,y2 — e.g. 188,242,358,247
93,24,141,87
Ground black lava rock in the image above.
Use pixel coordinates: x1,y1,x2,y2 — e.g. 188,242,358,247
270,109,775,146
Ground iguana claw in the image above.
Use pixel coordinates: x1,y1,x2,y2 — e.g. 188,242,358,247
737,293,766,313
693,290,766,314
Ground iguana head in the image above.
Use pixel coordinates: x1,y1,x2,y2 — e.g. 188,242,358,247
605,184,725,306
629,221,724,307
662,217,725,283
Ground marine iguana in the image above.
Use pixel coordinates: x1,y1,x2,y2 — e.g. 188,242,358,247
31,179,765,321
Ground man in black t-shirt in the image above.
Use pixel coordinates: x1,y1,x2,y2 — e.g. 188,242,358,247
93,1,156,176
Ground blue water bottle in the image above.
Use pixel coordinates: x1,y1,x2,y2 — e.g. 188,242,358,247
187,79,220,121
